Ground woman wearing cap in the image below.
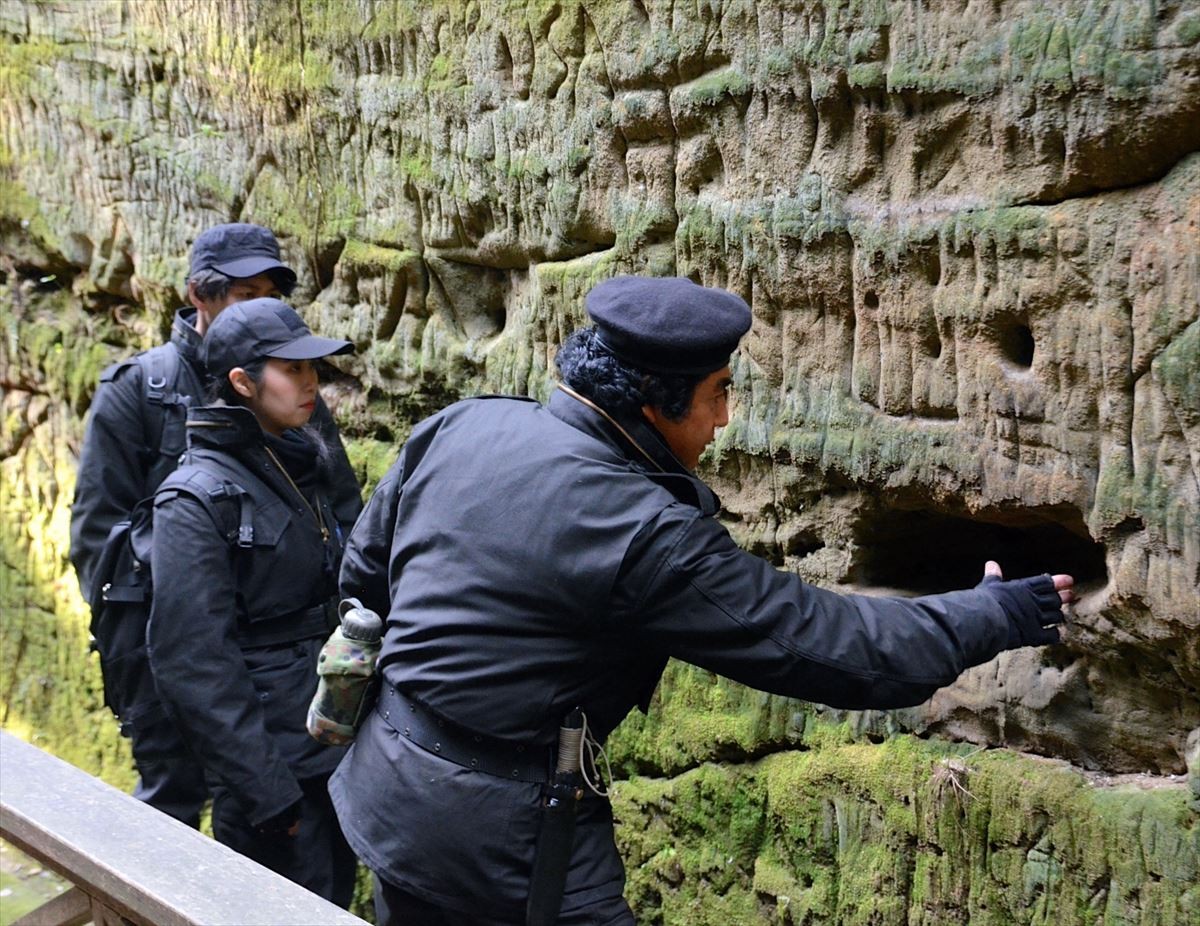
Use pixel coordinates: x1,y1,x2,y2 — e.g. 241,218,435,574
145,297,358,906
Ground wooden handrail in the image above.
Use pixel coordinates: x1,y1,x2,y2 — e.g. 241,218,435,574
0,730,370,926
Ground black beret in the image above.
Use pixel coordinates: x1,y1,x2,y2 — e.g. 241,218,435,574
585,276,752,375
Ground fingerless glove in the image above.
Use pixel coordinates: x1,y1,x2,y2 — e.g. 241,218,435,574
978,574,1065,648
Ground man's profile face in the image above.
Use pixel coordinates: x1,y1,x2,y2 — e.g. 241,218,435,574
196,274,280,314
192,272,282,318
643,365,732,470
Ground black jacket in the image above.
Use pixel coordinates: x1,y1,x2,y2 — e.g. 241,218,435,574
330,389,1017,917
146,405,353,827
70,308,361,596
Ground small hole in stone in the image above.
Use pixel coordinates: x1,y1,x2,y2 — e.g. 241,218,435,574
854,506,1107,595
864,291,879,309
1000,321,1035,368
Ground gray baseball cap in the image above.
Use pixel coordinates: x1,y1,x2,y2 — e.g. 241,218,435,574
202,298,352,380
188,223,297,286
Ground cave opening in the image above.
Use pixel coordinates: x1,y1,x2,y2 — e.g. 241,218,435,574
1000,320,1035,368
853,505,1108,595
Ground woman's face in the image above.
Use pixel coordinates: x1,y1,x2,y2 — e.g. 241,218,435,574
234,358,320,435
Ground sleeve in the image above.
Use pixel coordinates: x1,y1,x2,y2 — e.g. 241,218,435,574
69,363,147,597
618,505,1012,710
310,394,363,535
146,488,302,826
338,461,403,619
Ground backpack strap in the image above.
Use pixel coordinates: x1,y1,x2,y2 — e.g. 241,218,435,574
168,470,255,550
139,345,189,457
204,481,256,549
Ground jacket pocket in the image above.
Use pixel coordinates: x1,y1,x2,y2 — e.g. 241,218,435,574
236,498,297,620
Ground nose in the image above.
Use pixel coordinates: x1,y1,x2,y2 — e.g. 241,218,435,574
715,400,730,429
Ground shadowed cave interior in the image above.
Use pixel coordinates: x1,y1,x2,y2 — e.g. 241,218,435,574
852,505,1109,595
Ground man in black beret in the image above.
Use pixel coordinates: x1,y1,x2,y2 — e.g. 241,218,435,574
332,275,1074,926
70,223,362,829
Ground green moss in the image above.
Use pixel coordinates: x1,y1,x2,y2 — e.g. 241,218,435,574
761,47,795,81
341,240,418,274
1156,322,1200,427
614,735,1198,924
682,67,752,108
0,285,133,790
847,60,886,88
1178,15,1200,46
343,437,401,499
0,35,63,99
400,152,435,184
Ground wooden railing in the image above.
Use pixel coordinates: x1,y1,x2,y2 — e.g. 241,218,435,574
0,731,370,926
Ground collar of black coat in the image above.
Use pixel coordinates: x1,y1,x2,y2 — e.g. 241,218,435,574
184,403,264,451
171,308,207,378
548,386,720,516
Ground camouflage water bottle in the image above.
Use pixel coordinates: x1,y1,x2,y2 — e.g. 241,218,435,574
306,598,383,746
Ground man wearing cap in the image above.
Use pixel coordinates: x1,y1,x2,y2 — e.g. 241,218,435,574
70,223,362,828
331,276,1074,925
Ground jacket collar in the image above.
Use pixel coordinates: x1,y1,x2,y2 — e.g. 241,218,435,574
185,403,264,452
548,386,720,515
171,308,206,376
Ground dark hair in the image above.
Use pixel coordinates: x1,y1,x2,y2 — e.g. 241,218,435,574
554,327,705,422
207,355,268,404
188,267,296,301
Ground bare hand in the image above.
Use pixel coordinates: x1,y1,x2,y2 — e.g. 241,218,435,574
983,560,1076,606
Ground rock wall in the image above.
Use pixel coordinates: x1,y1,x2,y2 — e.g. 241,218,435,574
2,1,1198,922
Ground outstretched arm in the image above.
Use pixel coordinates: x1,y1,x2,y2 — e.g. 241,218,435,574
621,506,1073,710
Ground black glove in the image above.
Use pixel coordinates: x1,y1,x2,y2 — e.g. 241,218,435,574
255,799,301,838
978,574,1065,648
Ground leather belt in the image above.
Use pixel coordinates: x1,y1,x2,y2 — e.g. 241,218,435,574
236,597,338,648
375,684,552,784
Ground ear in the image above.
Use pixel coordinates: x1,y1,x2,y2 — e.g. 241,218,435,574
641,404,663,427
189,282,223,335
228,367,256,399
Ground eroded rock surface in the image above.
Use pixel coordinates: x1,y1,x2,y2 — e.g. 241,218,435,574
2,1,1198,920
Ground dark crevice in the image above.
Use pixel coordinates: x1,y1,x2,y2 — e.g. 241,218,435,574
313,236,346,291
1008,146,1200,209
853,504,1108,595
999,320,1035,368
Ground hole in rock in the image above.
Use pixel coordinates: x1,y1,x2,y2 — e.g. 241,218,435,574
999,320,1035,368
863,290,879,309
853,506,1107,595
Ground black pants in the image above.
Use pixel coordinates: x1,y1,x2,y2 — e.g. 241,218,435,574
212,775,358,908
132,752,208,828
373,874,634,926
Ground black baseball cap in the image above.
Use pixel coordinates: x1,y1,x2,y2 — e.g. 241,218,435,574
585,276,752,375
202,298,353,380
188,223,297,287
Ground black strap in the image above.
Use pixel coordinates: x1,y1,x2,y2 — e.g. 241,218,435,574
101,582,147,605
143,345,185,407
140,345,188,456
375,685,552,784
235,597,338,648
200,480,255,547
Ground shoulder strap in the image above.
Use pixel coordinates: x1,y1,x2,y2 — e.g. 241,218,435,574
167,469,255,549
139,345,186,455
